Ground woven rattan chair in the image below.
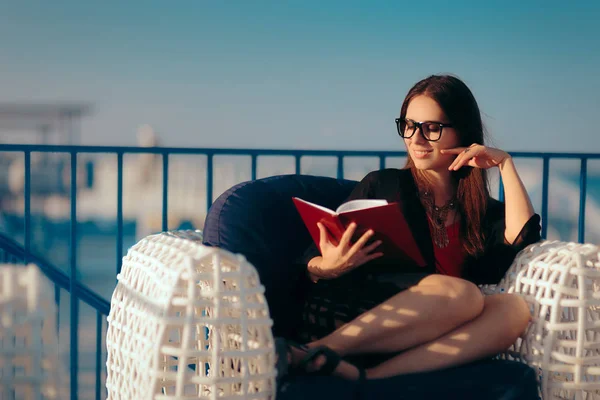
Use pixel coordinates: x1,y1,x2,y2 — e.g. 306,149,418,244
498,240,600,400
0,264,62,400
105,231,276,400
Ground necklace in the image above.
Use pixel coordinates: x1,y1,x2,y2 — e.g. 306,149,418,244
419,189,457,248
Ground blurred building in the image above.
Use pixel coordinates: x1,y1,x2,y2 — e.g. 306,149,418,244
0,103,92,145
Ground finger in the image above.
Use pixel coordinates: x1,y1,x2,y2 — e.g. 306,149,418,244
317,222,333,249
448,147,473,169
440,147,467,155
452,153,471,170
348,229,375,255
339,222,357,248
453,155,474,170
355,252,384,266
448,151,468,170
448,154,460,170
452,148,480,170
465,148,485,167
466,156,479,168
360,239,383,255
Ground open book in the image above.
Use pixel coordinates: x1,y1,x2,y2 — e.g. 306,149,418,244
292,197,426,266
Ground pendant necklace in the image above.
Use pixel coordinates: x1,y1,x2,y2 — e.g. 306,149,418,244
419,189,457,248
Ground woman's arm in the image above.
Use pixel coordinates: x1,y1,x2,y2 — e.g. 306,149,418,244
497,157,535,244
444,145,540,284
443,145,536,244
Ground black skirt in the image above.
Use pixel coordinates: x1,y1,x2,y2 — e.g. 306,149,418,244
298,271,431,368
298,270,429,341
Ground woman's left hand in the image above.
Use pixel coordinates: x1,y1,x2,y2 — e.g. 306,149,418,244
441,144,511,171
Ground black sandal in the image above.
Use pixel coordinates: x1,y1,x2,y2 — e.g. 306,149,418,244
296,343,367,382
275,338,367,382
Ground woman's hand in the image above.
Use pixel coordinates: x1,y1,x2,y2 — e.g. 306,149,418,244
441,144,511,171
308,222,383,280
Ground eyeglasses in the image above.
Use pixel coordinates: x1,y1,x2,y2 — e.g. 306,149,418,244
395,117,453,142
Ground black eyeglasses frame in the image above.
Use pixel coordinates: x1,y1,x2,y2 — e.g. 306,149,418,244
395,117,454,142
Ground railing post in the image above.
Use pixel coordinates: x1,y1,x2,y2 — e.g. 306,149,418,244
541,157,550,239
337,155,344,179
55,284,60,336
162,152,169,232
96,311,102,400
295,154,301,175
24,151,31,262
69,151,79,400
116,153,123,276
251,154,257,181
206,153,213,211
579,158,588,243
379,155,385,170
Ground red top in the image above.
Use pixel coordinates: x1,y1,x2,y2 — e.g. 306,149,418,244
430,220,467,277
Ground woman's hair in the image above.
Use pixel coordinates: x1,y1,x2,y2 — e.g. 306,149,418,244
401,74,489,256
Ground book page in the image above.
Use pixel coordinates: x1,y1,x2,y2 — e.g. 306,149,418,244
336,199,388,214
292,197,336,215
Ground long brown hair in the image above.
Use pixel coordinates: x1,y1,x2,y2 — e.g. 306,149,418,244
401,75,489,256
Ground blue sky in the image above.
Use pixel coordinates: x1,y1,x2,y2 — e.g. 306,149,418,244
1,0,599,152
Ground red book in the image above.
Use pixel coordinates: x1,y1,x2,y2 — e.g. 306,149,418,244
292,197,426,267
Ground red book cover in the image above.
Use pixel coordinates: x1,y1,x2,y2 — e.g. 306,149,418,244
292,197,426,267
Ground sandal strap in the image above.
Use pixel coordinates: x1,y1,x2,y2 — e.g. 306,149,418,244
281,341,367,381
298,345,342,376
358,366,367,382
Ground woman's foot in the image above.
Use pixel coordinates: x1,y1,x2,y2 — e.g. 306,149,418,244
284,340,365,381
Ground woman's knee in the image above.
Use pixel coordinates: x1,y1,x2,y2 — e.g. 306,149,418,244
486,293,531,344
416,275,484,320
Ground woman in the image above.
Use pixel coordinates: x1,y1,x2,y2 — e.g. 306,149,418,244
281,74,541,382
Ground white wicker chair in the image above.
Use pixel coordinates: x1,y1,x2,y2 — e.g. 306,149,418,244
498,240,600,400
0,264,62,400
105,231,276,400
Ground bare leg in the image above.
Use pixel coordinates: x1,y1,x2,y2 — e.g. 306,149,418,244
309,275,484,356
366,293,531,378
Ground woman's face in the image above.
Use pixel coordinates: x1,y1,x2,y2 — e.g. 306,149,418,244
403,95,460,172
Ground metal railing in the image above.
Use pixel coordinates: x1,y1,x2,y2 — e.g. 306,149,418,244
0,143,599,399
0,231,109,400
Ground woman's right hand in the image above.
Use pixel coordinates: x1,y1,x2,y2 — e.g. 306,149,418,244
308,222,383,280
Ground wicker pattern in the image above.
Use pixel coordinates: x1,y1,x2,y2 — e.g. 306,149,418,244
105,232,276,400
498,240,600,400
0,264,61,400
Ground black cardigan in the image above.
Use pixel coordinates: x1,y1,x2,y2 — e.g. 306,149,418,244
301,168,541,285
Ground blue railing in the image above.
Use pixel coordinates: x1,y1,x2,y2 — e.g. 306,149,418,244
0,143,599,399
0,231,109,400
